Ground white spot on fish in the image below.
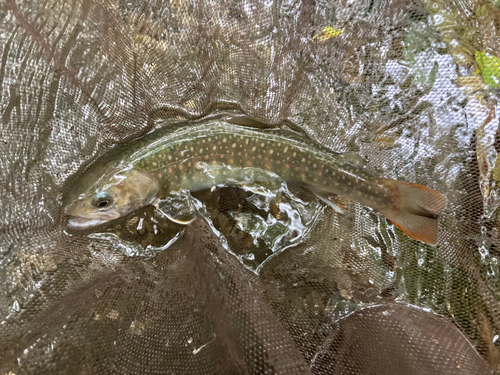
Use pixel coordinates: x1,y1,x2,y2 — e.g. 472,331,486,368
213,146,217,151
232,143,236,148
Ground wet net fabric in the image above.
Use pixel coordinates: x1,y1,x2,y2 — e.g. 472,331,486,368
0,0,499,374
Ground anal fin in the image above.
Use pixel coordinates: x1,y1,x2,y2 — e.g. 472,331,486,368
308,186,344,214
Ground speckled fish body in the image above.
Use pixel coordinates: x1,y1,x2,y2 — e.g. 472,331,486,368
65,117,447,245
131,123,383,198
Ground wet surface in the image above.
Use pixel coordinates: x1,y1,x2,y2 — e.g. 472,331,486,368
1,0,499,373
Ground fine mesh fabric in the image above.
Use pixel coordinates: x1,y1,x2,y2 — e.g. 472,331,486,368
0,0,499,374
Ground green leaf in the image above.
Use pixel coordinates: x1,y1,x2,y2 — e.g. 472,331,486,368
490,0,500,8
475,51,500,88
312,27,342,43
427,61,439,88
492,153,500,183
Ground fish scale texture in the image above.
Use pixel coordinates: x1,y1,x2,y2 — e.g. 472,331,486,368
0,0,498,374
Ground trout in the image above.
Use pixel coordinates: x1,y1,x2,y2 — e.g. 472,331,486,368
64,117,447,245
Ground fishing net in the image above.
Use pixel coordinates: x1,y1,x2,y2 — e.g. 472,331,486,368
0,0,499,373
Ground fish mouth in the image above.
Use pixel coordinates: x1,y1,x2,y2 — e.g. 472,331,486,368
65,201,123,230
66,210,122,230
67,216,110,230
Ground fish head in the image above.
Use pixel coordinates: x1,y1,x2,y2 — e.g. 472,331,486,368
65,169,159,230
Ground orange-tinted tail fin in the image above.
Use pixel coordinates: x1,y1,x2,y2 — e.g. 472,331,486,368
380,181,448,246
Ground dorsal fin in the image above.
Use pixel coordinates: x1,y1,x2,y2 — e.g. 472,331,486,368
226,115,276,129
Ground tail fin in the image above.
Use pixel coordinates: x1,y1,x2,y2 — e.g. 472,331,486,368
380,181,448,246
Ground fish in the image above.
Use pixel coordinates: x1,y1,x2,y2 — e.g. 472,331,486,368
64,117,447,245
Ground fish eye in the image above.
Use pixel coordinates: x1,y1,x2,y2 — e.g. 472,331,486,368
92,192,113,208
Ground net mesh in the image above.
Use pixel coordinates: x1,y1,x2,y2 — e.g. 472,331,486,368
0,0,499,373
